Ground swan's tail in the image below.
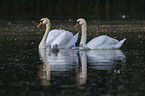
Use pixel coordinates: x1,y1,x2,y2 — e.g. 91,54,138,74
65,33,79,48
114,38,126,49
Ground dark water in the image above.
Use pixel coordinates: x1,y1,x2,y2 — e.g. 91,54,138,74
0,19,145,96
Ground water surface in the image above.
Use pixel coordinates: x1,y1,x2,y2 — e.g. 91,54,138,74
0,19,145,96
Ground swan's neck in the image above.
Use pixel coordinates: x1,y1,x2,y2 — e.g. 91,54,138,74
39,24,50,48
80,24,87,47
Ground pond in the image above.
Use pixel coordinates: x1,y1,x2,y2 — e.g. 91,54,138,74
0,18,145,96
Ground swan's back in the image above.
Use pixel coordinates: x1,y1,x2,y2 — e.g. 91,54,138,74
46,29,64,46
46,29,78,48
48,30,74,48
104,36,119,45
86,35,108,49
51,31,73,47
86,35,125,49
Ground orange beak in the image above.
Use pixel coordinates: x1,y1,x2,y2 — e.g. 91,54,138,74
37,22,43,27
75,23,79,28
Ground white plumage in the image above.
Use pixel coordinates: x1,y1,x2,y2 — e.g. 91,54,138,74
37,18,78,49
75,18,126,50
46,29,78,48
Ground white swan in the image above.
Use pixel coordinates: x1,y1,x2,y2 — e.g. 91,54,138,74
37,18,79,49
75,18,126,50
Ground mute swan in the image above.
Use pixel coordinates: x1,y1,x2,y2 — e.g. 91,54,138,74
75,18,126,50
37,18,79,49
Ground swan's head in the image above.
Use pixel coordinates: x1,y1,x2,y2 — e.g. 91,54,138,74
75,18,86,28
37,18,50,27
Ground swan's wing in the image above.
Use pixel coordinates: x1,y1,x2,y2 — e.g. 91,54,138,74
86,35,108,49
65,33,79,48
101,38,126,49
86,35,125,49
113,38,126,49
51,31,73,48
46,29,65,46
104,37,119,45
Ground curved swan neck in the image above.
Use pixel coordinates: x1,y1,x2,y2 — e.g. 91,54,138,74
39,23,50,48
80,23,87,47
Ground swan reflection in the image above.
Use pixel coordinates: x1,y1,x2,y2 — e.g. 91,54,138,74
46,48,78,72
87,50,125,70
77,51,87,86
38,48,78,86
77,50,125,87
38,48,125,86
38,48,51,86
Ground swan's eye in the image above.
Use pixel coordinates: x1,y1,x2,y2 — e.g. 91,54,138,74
40,20,44,23
77,21,80,24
